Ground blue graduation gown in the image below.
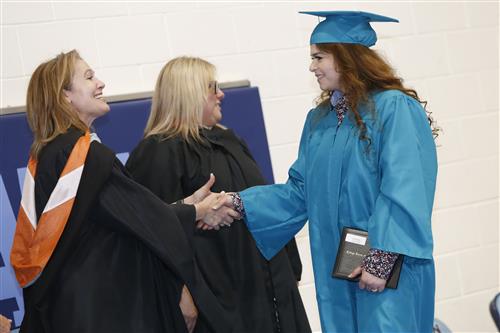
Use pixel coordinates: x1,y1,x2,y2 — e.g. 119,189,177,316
240,90,437,333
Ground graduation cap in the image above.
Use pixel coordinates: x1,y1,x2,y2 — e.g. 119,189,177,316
300,11,399,47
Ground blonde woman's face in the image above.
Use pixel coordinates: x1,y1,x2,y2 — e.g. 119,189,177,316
63,59,109,127
202,81,224,127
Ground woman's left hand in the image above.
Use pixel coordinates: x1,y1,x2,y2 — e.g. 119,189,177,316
0,315,11,333
179,285,198,333
349,266,387,293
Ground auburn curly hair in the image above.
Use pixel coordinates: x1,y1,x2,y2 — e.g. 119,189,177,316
315,43,439,144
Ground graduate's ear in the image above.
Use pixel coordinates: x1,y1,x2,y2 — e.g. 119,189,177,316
333,59,341,74
63,88,72,104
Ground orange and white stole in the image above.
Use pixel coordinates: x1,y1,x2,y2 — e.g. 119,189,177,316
11,132,91,288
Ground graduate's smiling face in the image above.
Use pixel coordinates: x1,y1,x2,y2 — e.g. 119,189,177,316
63,59,109,127
309,44,342,92
202,80,224,128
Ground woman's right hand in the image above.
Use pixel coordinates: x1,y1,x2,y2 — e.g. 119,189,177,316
194,192,240,229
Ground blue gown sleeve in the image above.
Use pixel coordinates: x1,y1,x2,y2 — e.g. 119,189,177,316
239,111,313,260
368,94,437,259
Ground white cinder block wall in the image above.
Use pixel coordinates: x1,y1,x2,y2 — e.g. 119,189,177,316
1,2,498,332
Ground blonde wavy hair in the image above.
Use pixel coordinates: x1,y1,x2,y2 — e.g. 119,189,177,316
145,56,215,143
26,50,88,159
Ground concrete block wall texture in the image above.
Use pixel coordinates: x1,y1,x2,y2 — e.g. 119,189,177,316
1,2,498,332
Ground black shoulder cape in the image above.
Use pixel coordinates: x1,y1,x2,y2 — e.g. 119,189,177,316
127,127,310,333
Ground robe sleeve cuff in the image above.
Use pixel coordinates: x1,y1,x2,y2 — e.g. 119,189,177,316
361,248,399,280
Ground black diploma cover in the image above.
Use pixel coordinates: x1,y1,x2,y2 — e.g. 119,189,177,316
331,227,403,289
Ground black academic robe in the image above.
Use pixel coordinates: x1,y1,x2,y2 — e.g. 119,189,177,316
126,126,311,333
20,129,230,333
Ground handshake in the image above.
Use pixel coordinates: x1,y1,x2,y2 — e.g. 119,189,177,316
183,174,240,230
